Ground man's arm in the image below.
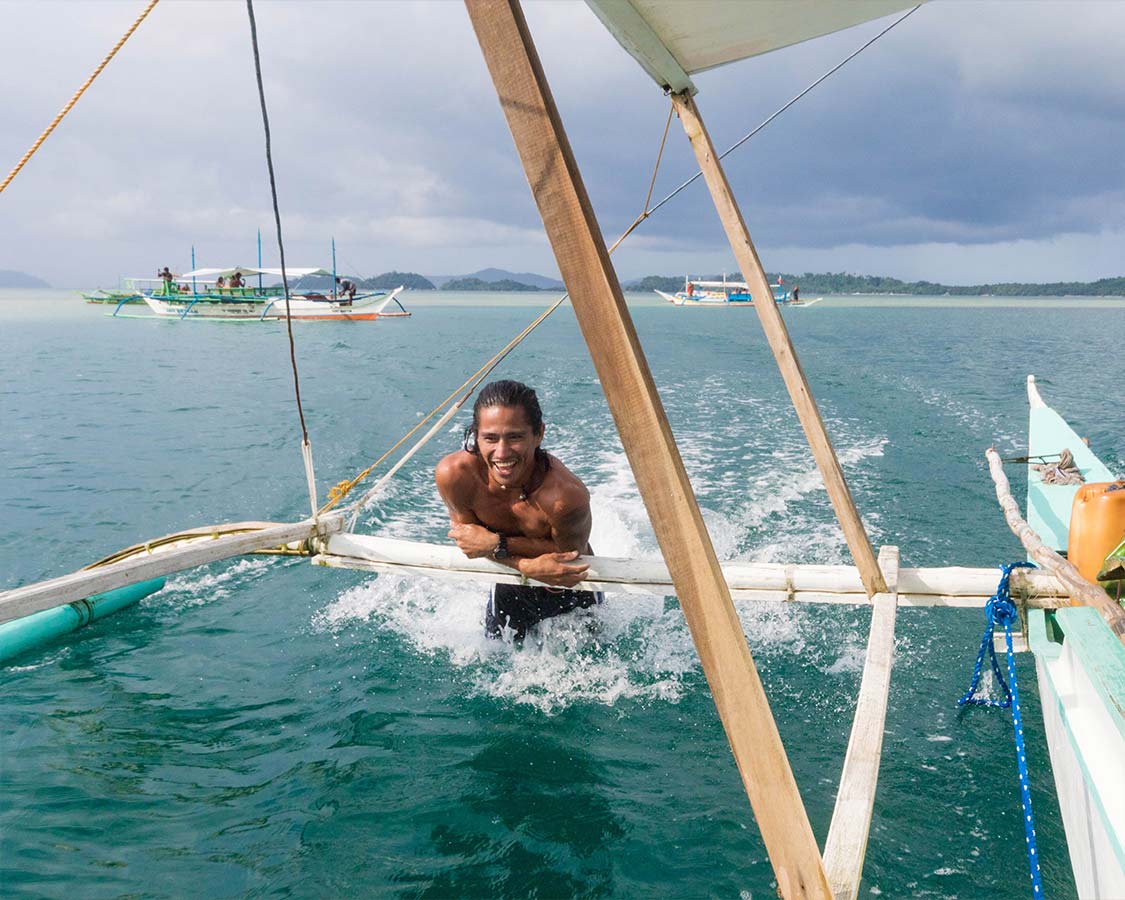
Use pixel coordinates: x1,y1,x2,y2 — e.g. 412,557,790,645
510,484,591,588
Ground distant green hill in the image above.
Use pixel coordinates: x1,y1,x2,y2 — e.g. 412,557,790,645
441,277,543,292
291,271,434,291
624,272,1125,297
0,269,50,288
363,271,434,290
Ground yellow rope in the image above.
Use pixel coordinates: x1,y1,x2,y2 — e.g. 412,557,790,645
320,102,676,517
84,522,282,569
1,0,160,196
642,102,675,216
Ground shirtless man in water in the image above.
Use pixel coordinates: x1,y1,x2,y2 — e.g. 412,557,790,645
435,380,601,640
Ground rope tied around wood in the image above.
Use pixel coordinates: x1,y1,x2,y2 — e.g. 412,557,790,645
958,561,1044,899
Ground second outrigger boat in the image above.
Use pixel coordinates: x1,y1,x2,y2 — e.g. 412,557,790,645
656,275,792,305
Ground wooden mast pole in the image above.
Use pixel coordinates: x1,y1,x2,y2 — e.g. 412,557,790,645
465,2,830,897
670,91,886,597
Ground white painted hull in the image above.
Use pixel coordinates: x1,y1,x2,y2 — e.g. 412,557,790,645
140,287,403,321
1031,610,1125,899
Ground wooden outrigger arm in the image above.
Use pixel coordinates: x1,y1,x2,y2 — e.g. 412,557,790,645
465,1,831,895
671,90,886,598
822,546,900,900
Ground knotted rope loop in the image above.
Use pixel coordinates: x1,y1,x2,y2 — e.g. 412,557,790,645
958,561,1044,898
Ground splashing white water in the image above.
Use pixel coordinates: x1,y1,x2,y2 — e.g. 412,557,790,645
319,382,887,713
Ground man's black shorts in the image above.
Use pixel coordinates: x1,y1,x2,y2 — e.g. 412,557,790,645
486,582,604,640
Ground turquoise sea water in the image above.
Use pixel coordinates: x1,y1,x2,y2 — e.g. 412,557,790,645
2,290,1122,899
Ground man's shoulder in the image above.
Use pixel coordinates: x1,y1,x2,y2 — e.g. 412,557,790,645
436,449,478,479
540,455,590,512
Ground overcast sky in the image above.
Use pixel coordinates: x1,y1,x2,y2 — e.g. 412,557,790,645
2,0,1123,287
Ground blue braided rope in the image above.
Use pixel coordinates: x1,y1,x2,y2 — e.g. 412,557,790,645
959,562,1044,898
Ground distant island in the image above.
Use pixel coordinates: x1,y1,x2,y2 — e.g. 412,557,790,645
625,272,1125,297
429,268,563,290
202,267,1125,298
288,268,561,292
441,277,546,292
0,269,50,288
291,271,436,291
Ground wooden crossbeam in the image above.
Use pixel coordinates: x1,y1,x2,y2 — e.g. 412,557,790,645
465,2,830,896
670,90,886,597
822,546,900,900
313,533,1068,606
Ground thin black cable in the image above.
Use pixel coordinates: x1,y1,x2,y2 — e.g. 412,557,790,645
649,4,923,218
246,0,309,444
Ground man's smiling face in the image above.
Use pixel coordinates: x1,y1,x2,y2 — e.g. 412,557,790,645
475,404,543,492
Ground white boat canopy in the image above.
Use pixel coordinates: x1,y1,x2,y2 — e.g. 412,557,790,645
178,266,334,279
584,0,921,93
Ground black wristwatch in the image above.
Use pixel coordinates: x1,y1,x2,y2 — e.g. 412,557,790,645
492,533,510,560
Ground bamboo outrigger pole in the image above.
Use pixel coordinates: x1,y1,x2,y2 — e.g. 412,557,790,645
670,91,886,598
465,2,830,896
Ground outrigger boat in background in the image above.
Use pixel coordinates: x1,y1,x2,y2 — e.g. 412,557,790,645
655,275,792,306
134,267,406,321
80,285,144,305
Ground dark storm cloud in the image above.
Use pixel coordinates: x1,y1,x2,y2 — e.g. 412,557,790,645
1,1,1122,286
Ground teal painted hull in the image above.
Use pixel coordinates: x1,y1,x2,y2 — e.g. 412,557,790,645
0,578,165,664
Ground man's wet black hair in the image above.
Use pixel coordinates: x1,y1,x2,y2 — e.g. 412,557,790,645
462,380,549,467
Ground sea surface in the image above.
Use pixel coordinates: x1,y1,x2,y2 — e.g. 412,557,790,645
2,289,1122,899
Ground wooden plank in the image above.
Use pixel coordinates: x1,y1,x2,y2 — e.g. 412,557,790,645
986,447,1125,642
464,3,830,896
670,90,886,598
317,533,1068,602
822,546,900,900
0,514,345,625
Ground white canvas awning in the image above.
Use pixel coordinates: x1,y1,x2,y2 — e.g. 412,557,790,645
179,266,333,279
585,0,921,93
253,267,334,278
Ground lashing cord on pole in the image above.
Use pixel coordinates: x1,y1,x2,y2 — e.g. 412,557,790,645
958,562,1044,898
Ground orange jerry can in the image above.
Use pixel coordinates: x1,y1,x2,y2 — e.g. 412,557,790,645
1068,481,1125,583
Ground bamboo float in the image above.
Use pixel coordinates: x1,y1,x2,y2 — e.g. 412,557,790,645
822,547,900,900
670,89,886,599
0,578,166,664
985,447,1125,641
313,533,1067,607
0,514,345,626
466,2,830,895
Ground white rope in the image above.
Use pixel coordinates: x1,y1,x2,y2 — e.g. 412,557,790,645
301,438,318,517
345,399,467,530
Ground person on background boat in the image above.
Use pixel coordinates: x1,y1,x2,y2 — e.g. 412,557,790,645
216,275,227,288
159,266,174,295
436,379,601,641
793,285,800,303
336,276,357,302
229,271,245,288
